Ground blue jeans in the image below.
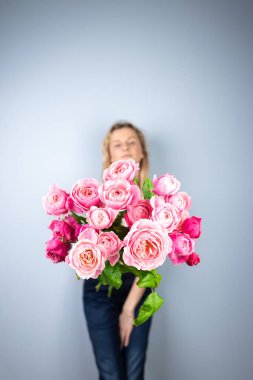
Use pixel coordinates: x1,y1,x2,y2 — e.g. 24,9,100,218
83,273,152,380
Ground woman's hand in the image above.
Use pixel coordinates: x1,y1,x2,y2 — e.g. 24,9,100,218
119,308,135,348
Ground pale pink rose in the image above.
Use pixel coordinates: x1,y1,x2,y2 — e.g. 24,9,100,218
150,195,166,209
42,184,69,216
66,239,105,279
49,220,74,242
64,215,82,240
125,200,152,227
86,206,117,230
151,203,181,232
175,210,191,231
181,216,202,238
187,252,201,266
66,178,100,213
45,237,71,263
103,159,139,182
98,231,123,266
123,219,172,270
169,232,194,265
78,226,99,242
181,210,191,223
166,192,192,212
98,179,141,211
153,174,181,196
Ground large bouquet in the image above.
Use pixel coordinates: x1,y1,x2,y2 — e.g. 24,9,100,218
43,159,201,325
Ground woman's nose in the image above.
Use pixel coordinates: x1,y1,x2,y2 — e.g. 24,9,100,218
122,143,129,151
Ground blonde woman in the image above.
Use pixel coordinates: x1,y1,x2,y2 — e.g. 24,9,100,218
83,122,152,380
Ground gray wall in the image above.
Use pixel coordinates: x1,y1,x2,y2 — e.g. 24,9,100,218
1,1,252,379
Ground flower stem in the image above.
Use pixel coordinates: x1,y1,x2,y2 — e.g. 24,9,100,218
108,285,113,298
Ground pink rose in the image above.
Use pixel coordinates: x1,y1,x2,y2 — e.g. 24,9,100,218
166,192,192,212
187,252,200,266
180,210,191,223
125,200,152,227
174,210,191,231
98,179,141,211
151,203,181,232
42,184,69,216
45,237,71,263
123,219,172,270
66,239,105,279
150,195,166,209
169,232,194,265
78,226,98,242
103,159,139,182
49,219,74,242
153,174,181,196
98,231,123,266
66,178,100,213
86,206,117,230
181,216,202,238
64,215,82,240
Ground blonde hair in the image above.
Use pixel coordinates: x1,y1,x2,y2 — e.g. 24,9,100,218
102,121,149,187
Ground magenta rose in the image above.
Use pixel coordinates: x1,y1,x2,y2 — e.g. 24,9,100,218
151,203,181,232
45,237,71,263
153,174,181,196
97,231,123,266
181,216,202,238
169,232,194,265
49,220,74,242
66,178,100,213
86,206,117,230
98,179,141,211
42,184,69,216
123,219,172,270
187,252,201,266
125,200,152,227
166,191,192,212
103,159,139,182
66,238,105,279
64,215,82,240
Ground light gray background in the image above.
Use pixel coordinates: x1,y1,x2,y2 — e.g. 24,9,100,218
1,1,252,379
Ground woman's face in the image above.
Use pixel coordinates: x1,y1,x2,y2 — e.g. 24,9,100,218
109,127,144,164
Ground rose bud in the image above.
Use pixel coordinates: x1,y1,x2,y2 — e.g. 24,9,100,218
186,252,201,266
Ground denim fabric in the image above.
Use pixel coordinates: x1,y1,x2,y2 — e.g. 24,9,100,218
83,273,152,380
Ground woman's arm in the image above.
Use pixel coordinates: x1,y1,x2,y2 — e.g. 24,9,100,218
119,277,146,347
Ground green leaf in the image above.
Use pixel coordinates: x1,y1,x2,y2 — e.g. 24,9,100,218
142,177,154,199
121,265,162,289
70,212,87,225
98,261,122,289
120,264,142,277
134,292,164,326
136,270,162,288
